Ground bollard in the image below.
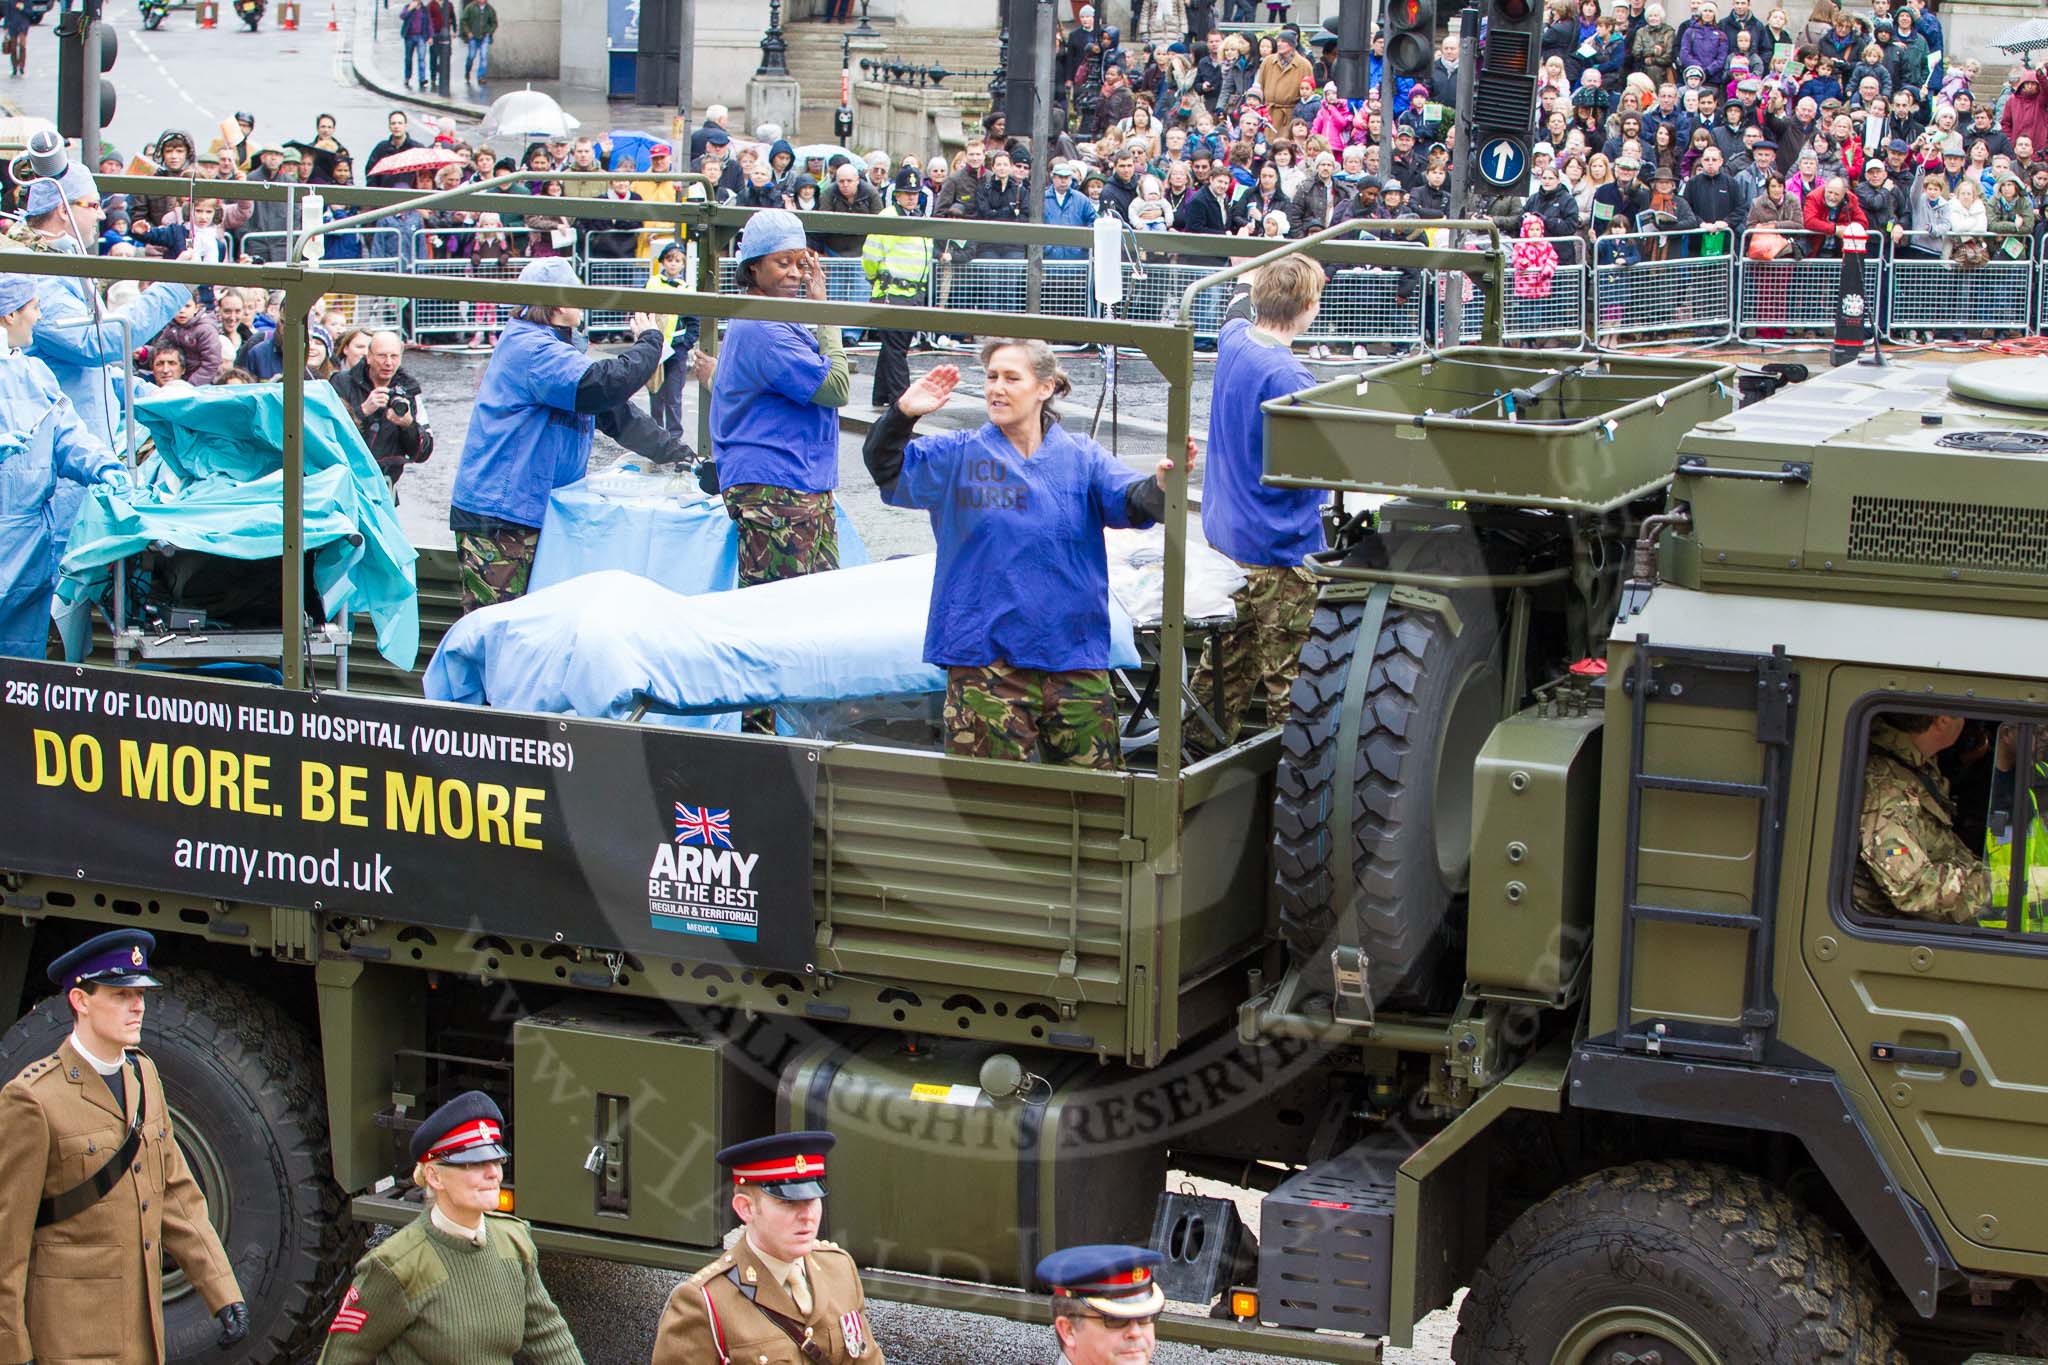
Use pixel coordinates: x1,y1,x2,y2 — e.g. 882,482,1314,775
327,2,338,28
1830,223,1869,366
196,0,217,26
280,1,299,28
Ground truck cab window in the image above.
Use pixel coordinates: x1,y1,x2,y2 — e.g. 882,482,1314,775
1851,709,2047,938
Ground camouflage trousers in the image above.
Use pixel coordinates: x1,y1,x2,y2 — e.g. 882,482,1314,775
724,485,839,732
1185,563,1319,758
723,484,840,588
457,526,542,613
944,663,1121,770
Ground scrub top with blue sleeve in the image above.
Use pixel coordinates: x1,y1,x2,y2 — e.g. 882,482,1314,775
450,317,596,530
887,422,1152,672
710,319,838,493
1203,316,1325,568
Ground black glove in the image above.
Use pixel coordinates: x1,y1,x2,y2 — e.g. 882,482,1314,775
216,1301,250,1347
696,457,720,496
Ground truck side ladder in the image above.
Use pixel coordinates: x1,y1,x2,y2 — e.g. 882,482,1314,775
1615,639,1799,1063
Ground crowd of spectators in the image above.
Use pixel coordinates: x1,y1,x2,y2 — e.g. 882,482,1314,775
13,0,2043,421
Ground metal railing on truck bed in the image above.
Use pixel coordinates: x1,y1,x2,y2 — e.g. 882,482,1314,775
0,190,1539,1360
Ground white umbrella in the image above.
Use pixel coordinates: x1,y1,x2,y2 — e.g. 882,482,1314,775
1993,17,2048,60
476,89,582,149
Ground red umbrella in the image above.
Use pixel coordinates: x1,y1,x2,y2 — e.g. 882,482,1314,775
367,147,463,178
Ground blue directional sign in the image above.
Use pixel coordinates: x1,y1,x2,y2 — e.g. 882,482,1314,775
1478,137,1527,187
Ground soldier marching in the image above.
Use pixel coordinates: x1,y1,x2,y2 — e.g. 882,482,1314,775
0,930,248,1365
652,1131,880,1365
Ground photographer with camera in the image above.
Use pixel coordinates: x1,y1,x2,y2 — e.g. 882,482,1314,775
329,329,433,498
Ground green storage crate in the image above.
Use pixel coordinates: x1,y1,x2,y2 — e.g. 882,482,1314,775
1261,348,1735,512
512,1002,773,1246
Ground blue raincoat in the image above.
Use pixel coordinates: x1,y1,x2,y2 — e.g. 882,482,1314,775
0,349,120,656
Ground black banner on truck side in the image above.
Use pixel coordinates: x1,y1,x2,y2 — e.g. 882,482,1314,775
0,659,819,971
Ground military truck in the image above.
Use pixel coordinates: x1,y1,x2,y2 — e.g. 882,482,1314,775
2,222,2046,1365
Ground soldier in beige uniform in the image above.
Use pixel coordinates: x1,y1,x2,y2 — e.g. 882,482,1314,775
651,1131,881,1365
0,930,246,1365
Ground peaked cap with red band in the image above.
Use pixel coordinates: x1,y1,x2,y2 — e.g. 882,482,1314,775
409,1090,511,1166
717,1130,835,1200
1035,1245,1166,1319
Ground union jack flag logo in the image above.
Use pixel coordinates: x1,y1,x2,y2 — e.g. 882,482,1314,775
674,804,734,849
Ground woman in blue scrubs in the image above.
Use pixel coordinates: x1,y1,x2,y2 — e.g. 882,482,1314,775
709,208,850,589
0,274,130,658
861,338,1193,768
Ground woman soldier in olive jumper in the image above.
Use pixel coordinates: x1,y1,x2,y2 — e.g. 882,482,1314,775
318,1091,584,1365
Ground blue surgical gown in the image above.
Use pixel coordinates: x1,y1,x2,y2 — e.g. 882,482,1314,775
0,348,118,657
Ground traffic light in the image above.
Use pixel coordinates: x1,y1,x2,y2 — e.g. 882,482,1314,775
1465,0,1541,198
56,6,116,147
1386,0,1436,80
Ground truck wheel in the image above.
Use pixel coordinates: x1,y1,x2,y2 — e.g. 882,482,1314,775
1452,1161,1906,1365
1272,594,1502,1005
0,970,359,1364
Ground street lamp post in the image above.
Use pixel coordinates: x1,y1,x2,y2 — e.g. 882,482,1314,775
990,3,1009,109
851,0,878,38
757,0,788,76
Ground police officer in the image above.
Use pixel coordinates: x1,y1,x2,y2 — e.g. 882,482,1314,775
1856,713,1991,922
1036,1244,1163,1364
650,1131,882,1364
0,930,248,1365
319,1090,583,1364
861,167,934,411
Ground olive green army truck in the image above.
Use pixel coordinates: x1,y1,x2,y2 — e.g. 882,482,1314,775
2,227,2047,1365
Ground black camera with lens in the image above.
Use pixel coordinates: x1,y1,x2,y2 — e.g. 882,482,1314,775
386,393,412,419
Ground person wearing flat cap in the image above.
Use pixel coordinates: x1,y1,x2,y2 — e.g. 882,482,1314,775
0,930,248,1364
1037,1244,1164,1364
651,1130,882,1364
450,254,703,612
318,1090,582,1365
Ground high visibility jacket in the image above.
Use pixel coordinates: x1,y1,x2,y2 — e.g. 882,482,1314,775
861,206,933,300
1985,761,2048,932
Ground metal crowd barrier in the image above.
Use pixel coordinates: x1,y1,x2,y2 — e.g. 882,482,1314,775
1734,228,1840,344
1590,229,1736,348
581,230,673,334
402,228,537,344
89,179,2048,358
1886,237,2034,340
1436,234,1589,347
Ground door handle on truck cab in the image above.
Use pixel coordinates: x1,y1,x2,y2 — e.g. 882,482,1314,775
1871,1042,1962,1069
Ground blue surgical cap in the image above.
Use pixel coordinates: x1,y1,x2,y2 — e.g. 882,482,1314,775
25,164,98,217
0,274,37,318
737,208,806,263
517,256,582,289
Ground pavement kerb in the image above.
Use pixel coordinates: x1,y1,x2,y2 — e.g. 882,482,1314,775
348,0,491,120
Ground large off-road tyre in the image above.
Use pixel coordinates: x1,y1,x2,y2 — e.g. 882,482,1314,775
1272,593,1503,1005
1452,1161,1907,1365
0,970,359,1364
